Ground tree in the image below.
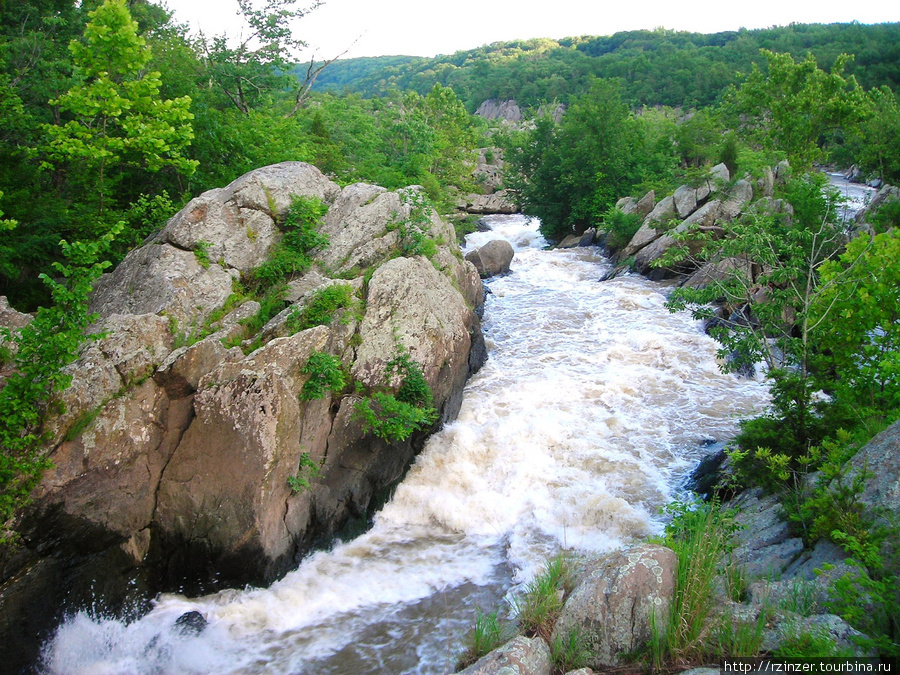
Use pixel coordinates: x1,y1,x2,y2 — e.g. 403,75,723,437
507,78,648,240
659,175,856,454
43,0,197,219
727,50,869,170
854,86,900,184
199,0,322,115
811,230,900,420
0,222,122,528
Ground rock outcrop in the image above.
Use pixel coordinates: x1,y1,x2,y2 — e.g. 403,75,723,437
474,99,524,123
458,147,518,215
1,162,486,672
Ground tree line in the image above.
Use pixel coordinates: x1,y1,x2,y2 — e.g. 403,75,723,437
312,23,900,110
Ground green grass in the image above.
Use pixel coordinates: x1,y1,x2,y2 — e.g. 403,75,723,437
651,500,742,665
512,553,574,641
457,609,514,670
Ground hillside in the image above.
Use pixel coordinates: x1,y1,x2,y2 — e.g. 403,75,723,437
311,22,900,111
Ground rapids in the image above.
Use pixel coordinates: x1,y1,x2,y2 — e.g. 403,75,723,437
41,215,770,675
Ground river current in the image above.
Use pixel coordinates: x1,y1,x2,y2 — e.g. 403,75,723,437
42,215,771,675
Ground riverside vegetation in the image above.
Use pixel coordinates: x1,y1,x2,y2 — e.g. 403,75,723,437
1,0,900,669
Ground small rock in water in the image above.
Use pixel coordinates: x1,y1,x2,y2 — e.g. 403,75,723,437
174,610,207,636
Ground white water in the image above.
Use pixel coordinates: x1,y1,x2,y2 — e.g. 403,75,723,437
42,215,770,675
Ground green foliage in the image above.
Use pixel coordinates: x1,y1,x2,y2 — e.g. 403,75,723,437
193,240,212,269
312,25,900,111
852,86,900,183
773,627,850,658
285,284,355,334
249,195,329,293
388,189,440,259
353,392,437,443
42,0,196,218
598,206,642,252
506,78,657,240
300,352,346,401
726,50,868,170
825,562,900,654
287,452,320,493
354,345,437,443
869,198,900,234
812,230,900,420
661,174,877,477
121,191,177,251
457,609,514,670
0,222,121,528
240,284,289,337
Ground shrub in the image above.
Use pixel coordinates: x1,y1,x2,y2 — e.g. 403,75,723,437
285,284,355,333
354,345,437,443
249,194,329,293
598,205,642,251
300,352,346,400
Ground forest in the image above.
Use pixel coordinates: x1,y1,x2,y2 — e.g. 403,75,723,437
312,22,900,109
1,0,899,659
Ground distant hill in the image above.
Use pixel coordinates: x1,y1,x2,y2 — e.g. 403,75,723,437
309,23,900,112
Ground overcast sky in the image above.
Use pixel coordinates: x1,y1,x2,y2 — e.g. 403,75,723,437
164,0,899,60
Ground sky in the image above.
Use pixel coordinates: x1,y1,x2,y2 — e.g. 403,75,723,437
164,0,899,61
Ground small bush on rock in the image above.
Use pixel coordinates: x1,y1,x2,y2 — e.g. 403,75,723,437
300,352,346,401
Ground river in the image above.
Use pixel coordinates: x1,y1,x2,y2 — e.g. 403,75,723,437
41,215,771,675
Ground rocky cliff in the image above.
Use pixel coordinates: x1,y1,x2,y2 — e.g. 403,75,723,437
0,162,486,672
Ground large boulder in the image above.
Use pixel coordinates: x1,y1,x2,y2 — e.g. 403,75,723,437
466,239,515,278
552,544,676,668
848,419,900,523
673,185,699,219
154,326,334,583
456,635,551,675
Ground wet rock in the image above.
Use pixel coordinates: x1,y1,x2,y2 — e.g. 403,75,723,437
466,239,515,278
687,446,727,499
553,544,675,668
456,635,551,675
174,610,207,636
